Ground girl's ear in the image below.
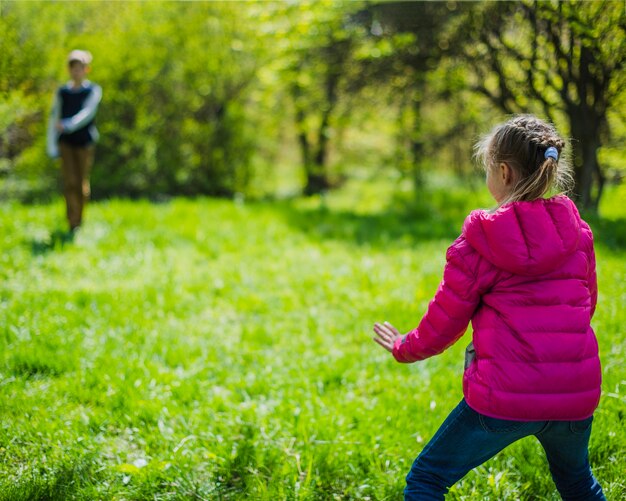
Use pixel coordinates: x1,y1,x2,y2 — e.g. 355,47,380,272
499,162,514,186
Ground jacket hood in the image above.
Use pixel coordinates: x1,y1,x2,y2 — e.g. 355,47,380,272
462,196,581,276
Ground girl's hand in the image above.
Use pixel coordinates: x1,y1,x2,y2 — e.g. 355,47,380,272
373,321,402,353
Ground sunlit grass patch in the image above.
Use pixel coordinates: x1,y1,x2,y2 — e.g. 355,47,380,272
0,180,624,499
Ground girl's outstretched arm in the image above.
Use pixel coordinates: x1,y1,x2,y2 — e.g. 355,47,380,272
375,237,496,363
373,321,402,352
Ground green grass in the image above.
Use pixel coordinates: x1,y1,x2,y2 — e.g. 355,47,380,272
0,177,624,500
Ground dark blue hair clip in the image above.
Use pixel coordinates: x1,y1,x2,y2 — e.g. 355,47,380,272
544,146,559,161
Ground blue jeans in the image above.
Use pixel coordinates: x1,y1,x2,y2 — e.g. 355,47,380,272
405,399,605,500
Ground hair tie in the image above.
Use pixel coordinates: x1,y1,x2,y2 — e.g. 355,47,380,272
544,146,559,161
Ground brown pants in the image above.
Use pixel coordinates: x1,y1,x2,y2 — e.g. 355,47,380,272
60,142,94,230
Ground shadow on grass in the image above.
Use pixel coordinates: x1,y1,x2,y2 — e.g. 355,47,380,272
0,453,96,501
9,356,68,379
585,215,626,251
280,189,487,247
282,189,626,251
29,229,75,255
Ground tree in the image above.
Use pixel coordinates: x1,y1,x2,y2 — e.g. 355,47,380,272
291,36,353,195
0,1,265,200
89,2,261,198
458,0,626,211
270,1,366,195
350,1,472,189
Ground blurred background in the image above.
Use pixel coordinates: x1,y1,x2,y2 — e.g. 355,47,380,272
1,0,624,212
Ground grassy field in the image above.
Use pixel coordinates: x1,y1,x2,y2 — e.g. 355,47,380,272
1,178,625,500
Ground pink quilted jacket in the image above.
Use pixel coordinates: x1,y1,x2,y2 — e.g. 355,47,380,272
393,195,601,421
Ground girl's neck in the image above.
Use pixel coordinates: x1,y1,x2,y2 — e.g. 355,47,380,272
71,79,85,89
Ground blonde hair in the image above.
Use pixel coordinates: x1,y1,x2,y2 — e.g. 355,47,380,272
475,115,574,205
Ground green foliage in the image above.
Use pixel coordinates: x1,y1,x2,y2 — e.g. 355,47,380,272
349,1,498,189
87,2,261,198
0,1,625,204
1,1,264,199
259,1,370,194
1,178,624,499
454,0,626,210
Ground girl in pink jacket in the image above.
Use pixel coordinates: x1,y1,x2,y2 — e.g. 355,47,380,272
373,115,605,500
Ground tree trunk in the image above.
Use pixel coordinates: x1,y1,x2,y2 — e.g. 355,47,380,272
409,91,425,190
292,85,318,195
296,108,312,174
569,109,602,212
304,66,341,196
593,159,605,212
304,107,333,196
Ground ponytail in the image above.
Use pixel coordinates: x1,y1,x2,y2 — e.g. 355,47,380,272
504,155,560,204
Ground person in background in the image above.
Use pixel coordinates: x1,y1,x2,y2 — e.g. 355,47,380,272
373,115,605,500
47,49,102,234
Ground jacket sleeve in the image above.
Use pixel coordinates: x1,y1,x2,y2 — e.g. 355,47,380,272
61,84,102,133
46,91,61,158
392,239,486,363
587,238,597,319
580,221,597,319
